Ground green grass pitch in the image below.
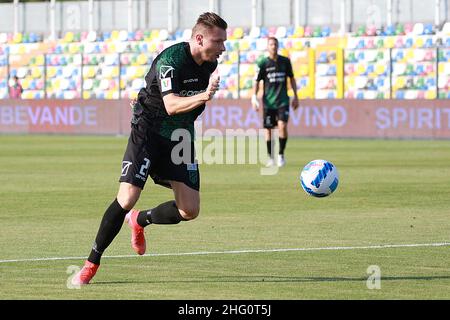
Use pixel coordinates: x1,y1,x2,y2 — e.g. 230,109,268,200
0,135,449,299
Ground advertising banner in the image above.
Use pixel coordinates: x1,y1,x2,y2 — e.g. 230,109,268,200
1,99,449,139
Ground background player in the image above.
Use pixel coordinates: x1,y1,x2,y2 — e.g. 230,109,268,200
252,37,299,167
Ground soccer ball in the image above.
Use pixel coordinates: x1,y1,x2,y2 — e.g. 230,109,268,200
300,159,339,197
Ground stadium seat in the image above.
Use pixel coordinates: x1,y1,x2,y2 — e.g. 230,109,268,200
366,25,377,36
355,26,366,37
440,22,450,35
423,24,433,35
395,24,405,35
321,26,331,37
118,30,128,41
404,38,413,48
304,26,312,37
376,38,384,48
404,23,414,34
384,25,395,36
87,31,97,42
159,29,169,41
182,28,192,40
412,23,424,35
292,26,304,38
275,26,287,39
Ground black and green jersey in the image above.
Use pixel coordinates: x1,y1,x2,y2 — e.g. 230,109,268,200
256,55,293,110
137,42,217,139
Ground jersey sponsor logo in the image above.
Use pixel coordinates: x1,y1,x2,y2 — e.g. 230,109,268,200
121,161,132,176
159,65,175,79
267,71,287,83
183,78,199,84
161,78,172,92
179,89,206,97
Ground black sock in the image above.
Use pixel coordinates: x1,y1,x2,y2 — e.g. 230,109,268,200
137,201,186,227
88,199,128,265
266,140,272,158
279,138,287,155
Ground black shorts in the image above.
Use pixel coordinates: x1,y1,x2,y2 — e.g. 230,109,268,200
263,106,289,129
119,124,200,191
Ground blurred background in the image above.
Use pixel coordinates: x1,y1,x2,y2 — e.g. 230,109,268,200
0,0,449,101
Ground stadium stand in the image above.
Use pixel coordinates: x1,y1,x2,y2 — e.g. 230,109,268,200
0,22,449,100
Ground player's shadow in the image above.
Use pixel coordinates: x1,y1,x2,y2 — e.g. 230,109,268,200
94,275,450,285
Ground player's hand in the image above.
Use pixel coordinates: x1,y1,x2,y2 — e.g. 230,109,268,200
292,96,299,110
251,94,260,111
130,98,137,109
205,75,220,101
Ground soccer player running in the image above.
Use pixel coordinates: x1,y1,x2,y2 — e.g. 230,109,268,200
251,37,299,167
72,12,227,285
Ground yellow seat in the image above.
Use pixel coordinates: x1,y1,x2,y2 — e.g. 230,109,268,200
239,39,250,51
375,64,386,75
13,33,23,43
233,27,244,39
64,32,74,43
299,65,309,77
414,37,424,48
35,55,45,66
293,26,304,38
137,54,148,65
150,30,160,40
111,67,119,78
31,67,42,79
384,37,395,48
83,91,92,99
425,90,436,99
47,67,57,78
111,30,120,41
293,40,304,50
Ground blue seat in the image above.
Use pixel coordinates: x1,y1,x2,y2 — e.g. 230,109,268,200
356,39,365,49
405,38,413,48
415,65,425,75
366,64,374,75
321,26,331,37
357,51,365,61
394,50,404,61
424,38,433,48
426,78,436,87
395,91,405,99
424,24,433,35
445,38,450,47
286,27,294,37
317,52,328,63
260,27,269,38
384,25,395,36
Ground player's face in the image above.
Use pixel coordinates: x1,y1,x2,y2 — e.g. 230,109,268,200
267,39,278,56
201,26,227,62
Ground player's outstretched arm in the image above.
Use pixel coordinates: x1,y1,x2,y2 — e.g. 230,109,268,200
251,80,260,111
290,76,299,110
163,75,220,115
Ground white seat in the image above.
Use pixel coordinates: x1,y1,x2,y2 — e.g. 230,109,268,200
412,23,424,35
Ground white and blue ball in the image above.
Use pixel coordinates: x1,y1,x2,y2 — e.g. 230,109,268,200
300,159,339,197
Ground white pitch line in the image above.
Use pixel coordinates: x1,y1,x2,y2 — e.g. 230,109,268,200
0,242,449,264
